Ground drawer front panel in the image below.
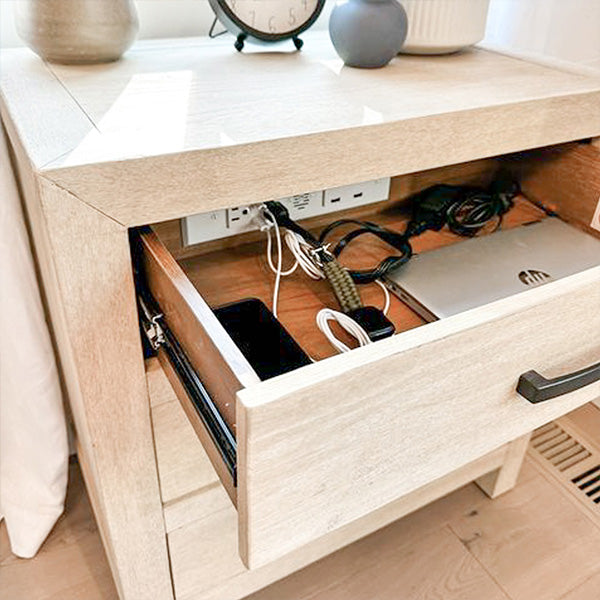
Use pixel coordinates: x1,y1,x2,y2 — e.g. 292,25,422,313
237,267,600,568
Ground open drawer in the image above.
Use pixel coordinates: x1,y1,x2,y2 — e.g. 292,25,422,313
133,144,600,570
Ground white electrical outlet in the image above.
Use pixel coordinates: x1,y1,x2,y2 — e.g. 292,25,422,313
181,178,390,246
324,178,391,210
280,191,323,220
181,210,228,246
226,204,256,234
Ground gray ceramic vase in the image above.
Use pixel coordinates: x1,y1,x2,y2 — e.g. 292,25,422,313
329,0,408,68
16,0,139,65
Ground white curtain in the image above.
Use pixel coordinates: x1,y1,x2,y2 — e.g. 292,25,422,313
0,122,68,558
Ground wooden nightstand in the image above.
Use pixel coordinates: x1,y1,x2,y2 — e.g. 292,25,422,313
2,33,600,600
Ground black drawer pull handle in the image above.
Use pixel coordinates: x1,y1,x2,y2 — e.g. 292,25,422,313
517,361,600,404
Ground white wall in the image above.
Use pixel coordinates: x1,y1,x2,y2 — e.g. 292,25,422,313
0,0,333,48
2,0,599,71
485,0,600,70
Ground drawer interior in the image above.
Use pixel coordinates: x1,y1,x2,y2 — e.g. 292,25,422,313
136,140,600,480
148,141,600,370
134,140,600,567
176,196,547,364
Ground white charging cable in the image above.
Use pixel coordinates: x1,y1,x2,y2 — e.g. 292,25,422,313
315,309,370,353
260,206,391,353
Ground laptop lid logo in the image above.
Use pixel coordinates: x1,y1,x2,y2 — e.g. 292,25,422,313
518,269,553,287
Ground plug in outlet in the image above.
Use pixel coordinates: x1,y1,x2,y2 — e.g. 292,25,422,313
226,204,256,234
182,177,390,246
182,204,259,245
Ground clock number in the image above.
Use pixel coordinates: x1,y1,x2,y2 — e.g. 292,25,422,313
248,9,255,26
302,0,309,10
268,15,277,33
289,7,297,26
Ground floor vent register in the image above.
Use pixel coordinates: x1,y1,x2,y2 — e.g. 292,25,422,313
529,415,600,515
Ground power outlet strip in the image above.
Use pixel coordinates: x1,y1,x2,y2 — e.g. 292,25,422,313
181,178,391,246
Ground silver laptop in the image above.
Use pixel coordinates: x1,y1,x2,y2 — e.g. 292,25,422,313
383,218,600,321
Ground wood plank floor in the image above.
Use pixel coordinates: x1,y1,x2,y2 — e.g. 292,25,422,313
2,405,600,600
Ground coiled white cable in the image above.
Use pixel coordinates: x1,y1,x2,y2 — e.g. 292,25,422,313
284,231,325,280
260,205,391,353
265,226,298,277
315,308,371,353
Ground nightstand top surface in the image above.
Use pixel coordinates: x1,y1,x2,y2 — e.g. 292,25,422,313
2,32,600,225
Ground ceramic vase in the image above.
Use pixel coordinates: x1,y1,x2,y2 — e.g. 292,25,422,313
400,0,490,55
16,0,139,65
329,0,408,68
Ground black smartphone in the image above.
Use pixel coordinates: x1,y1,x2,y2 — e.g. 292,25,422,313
213,298,312,380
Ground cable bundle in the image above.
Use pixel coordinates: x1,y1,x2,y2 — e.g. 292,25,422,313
261,207,390,354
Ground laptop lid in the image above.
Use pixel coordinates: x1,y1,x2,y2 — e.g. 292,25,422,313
384,218,600,321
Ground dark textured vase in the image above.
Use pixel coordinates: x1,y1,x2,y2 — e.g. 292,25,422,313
329,0,408,68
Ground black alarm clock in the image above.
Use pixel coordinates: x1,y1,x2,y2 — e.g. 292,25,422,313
208,0,326,52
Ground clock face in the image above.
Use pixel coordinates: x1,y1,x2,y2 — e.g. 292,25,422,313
224,0,321,36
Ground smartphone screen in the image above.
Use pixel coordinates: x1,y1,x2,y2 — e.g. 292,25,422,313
213,298,312,380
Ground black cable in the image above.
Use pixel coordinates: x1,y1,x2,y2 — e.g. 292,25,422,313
264,201,396,340
318,180,519,284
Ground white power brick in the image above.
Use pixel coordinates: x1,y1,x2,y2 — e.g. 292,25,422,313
181,178,390,246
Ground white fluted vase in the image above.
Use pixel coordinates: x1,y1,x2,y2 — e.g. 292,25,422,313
400,0,490,55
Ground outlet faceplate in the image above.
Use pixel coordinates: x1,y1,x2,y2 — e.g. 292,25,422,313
181,178,390,246
323,179,391,211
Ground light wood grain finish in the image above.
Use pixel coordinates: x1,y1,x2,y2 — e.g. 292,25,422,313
476,434,531,498
167,446,508,600
253,527,508,600
3,35,600,226
506,143,600,234
154,156,501,260
31,180,173,600
4,35,600,600
147,197,594,570
560,571,600,600
252,527,508,600
158,349,237,504
237,266,600,568
0,106,173,598
249,451,600,600
138,228,259,431
451,458,600,600
0,51,94,168
149,369,219,504
6,409,600,600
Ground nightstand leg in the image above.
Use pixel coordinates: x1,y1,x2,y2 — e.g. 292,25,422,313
476,433,531,498
8,149,174,600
